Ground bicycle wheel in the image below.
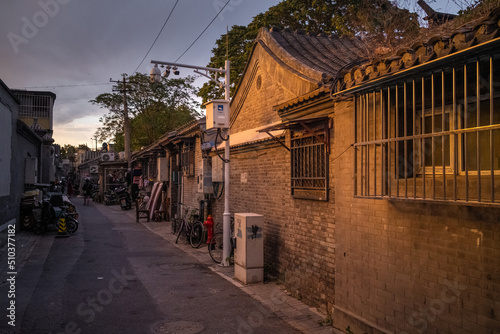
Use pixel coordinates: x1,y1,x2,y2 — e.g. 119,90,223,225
189,222,204,248
66,218,78,234
175,220,185,244
208,232,224,263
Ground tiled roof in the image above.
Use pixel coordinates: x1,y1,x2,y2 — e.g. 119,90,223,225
259,27,370,85
273,86,330,112
335,7,500,93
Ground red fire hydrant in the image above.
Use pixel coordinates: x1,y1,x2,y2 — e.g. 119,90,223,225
204,215,214,244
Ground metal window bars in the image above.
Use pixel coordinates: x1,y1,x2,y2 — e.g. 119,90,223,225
291,131,328,200
17,94,52,119
354,55,500,206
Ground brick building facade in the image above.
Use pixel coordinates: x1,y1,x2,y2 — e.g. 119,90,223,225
210,27,368,314
132,9,500,333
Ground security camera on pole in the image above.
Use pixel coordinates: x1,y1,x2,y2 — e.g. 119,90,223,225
150,59,232,266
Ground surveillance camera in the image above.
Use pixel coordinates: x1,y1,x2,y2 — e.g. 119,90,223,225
150,64,162,83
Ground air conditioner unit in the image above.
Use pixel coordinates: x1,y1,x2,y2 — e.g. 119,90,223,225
89,165,98,174
101,153,114,162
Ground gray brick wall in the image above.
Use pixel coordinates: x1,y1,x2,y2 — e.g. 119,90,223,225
211,52,336,313
211,139,336,313
332,99,500,334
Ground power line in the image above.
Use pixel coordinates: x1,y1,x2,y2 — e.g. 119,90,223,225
132,0,180,74
175,0,231,62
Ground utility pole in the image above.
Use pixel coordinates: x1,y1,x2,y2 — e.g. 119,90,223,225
150,59,231,266
110,74,133,169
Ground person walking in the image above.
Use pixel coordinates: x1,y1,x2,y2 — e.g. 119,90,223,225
82,178,92,206
67,180,74,198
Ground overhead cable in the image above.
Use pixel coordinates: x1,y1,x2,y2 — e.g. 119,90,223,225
132,0,180,74
174,0,231,62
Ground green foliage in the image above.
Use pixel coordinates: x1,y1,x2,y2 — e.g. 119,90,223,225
90,73,200,151
457,0,500,20
198,0,420,103
59,144,77,161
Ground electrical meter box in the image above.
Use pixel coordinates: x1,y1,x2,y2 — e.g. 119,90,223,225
234,213,264,284
205,99,229,129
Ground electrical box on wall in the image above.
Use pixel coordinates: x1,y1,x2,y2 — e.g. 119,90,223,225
197,158,213,193
211,156,224,182
205,99,229,129
172,171,180,184
157,157,169,181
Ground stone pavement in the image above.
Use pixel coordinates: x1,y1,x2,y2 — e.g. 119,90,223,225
0,201,342,334
121,207,342,334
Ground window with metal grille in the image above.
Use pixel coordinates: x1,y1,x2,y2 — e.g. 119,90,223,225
17,94,52,119
181,142,195,177
291,127,328,201
354,53,500,205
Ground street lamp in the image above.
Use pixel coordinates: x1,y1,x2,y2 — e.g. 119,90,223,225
150,59,232,266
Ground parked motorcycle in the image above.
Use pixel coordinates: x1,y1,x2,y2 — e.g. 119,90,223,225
104,187,119,206
116,185,132,210
32,193,79,234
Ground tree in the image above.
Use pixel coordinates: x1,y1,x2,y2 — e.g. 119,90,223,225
198,0,420,103
60,144,77,161
90,73,200,151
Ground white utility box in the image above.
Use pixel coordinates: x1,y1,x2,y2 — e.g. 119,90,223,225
234,213,264,284
205,99,229,129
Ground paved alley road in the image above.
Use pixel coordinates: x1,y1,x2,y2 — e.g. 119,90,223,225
1,198,302,334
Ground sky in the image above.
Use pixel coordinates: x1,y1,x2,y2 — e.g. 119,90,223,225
0,0,463,148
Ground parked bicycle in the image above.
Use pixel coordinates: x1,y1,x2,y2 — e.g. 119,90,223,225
208,217,234,264
174,203,204,248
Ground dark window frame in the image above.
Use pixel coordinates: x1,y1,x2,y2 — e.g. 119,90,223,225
290,122,329,201
354,53,500,205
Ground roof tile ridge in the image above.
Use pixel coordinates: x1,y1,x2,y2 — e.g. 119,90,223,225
279,32,332,79
291,33,340,80
257,27,325,84
308,34,346,70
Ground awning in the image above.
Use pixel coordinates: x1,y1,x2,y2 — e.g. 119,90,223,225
257,116,329,132
215,122,284,150
257,116,331,152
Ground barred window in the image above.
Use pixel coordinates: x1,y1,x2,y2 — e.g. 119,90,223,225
16,94,53,119
354,53,500,205
181,142,195,177
291,124,329,201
